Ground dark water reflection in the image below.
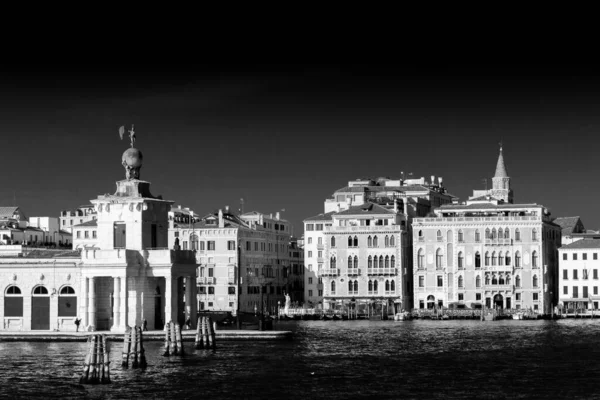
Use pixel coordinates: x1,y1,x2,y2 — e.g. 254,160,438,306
2,319,600,399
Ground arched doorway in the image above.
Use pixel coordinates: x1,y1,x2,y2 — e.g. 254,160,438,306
427,295,435,310
493,294,504,310
32,285,50,330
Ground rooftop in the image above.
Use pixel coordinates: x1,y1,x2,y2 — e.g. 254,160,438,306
304,211,336,222
553,216,583,235
73,220,98,228
335,202,396,216
560,239,600,250
0,207,19,219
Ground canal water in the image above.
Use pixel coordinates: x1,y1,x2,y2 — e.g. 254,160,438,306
1,319,599,399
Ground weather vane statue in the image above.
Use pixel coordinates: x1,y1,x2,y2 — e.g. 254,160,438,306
118,124,143,180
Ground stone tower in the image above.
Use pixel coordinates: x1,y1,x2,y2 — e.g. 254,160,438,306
490,145,513,203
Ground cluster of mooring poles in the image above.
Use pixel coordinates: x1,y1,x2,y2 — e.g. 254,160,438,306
195,316,217,350
80,334,111,384
163,321,185,356
122,326,147,368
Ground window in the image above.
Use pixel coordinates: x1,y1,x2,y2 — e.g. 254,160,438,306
532,251,538,268
498,252,504,266
533,275,538,288
418,230,423,240
4,285,23,317
373,236,378,247
475,252,481,269
208,241,215,251
318,290,323,296
573,286,578,298
368,256,373,269
208,268,214,277
347,256,352,268
228,241,236,250
348,236,353,247
491,252,496,266
475,230,481,242
498,228,503,239
331,237,336,247
515,275,521,288
379,255,384,268
563,253,567,261
563,270,568,280
595,286,599,295
437,230,442,241
318,251,323,258
33,286,48,295
515,229,521,241
306,224,314,231
208,287,215,294
385,256,390,268
458,293,464,301
458,276,463,288
308,251,313,258
76,231,81,239
437,276,443,287
331,281,336,294
458,252,464,269
316,224,323,231
254,242,259,251
419,276,424,287
584,269,589,280
391,256,395,268
574,270,578,280
331,256,336,269
515,293,521,301
595,253,598,260
353,236,358,247
308,237,313,244
84,231,89,239
92,230,97,239
308,277,313,284
354,256,358,269
308,290,313,297
573,253,578,261
533,293,539,301
390,280,395,292
485,228,491,239
436,249,443,269
417,250,424,269
390,236,395,246
564,286,568,295
532,228,538,241
458,230,464,242
385,235,390,247
485,252,490,266
476,275,481,288
515,252,521,268
583,286,589,298
476,293,481,301
595,269,599,280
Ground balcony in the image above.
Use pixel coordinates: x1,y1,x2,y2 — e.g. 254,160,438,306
197,277,216,284
319,268,340,276
347,268,361,276
366,268,397,276
317,257,325,263
414,216,540,223
328,225,403,233
316,243,324,250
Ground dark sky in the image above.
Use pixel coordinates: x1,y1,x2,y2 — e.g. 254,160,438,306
1,63,599,234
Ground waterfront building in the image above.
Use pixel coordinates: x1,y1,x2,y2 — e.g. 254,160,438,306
72,220,99,250
168,209,291,315
0,210,71,246
558,239,600,311
287,237,304,305
1,131,197,332
554,216,600,245
412,146,561,314
59,205,96,234
28,216,73,246
304,176,454,309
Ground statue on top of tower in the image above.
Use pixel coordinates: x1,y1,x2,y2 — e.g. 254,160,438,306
118,124,143,180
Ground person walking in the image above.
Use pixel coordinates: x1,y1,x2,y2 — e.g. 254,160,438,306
75,318,81,332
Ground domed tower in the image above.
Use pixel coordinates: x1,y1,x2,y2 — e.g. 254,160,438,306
490,144,514,203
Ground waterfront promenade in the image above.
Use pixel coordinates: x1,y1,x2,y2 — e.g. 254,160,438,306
0,329,292,342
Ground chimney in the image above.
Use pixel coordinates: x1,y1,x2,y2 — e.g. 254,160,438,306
336,203,341,213
218,209,224,228
276,212,280,220
431,175,435,186
394,200,398,213
439,177,443,186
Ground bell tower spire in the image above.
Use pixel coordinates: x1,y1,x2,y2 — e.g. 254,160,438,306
491,142,513,203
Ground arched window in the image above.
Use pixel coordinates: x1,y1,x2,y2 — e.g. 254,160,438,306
373,280,378,292
418,249,424,269
458,229,464,242
347,256,352,268
331,256,336,269
436,249,443,269
485,228,491,239
458,252,464,269
391,280,395,291
475,252,481,268
368,236,373,247
385,280,390,291
348,280,353,292
515,252,521,268
476,275,481,288
485,252,490,266
492,228,497,239
379,255,384,268
533,275,538,288
532,251,538,268
368,280,373,291
60,286,75,295
515,229,521,241
532,228,538,241
331,236,336,247
348,236,353,247
390,235,395,246
391,256,395,268
353,280,358,292
498,228,503,240
515,275,521,288
458,275,464,288
353,256,358,269
385,256,390,268
385,235,390,247
492,274,498,285
491,251,497,266
353,236,358,247
499,274,505,285
33,286,49,295
59,286,77,317
506,275,511,285
505,253,511,266
368,256,373,269
331,280,336,294
504,229,510,239
4,285,23,318
475,229,481,242
190,234,199,250
418,230,423,238
485,275,490,285
498,252,504,266
437,230,442,241
373,236,378,247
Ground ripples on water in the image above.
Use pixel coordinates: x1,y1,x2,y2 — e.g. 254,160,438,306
2,320,600,399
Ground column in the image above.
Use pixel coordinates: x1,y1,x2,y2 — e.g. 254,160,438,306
165,275,172,324
111,277,120,332
120,276,128,330
88,277,96,330
185,276,198,328
83,277,89,327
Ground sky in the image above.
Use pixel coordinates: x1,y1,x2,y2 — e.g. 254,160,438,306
1,63,600,234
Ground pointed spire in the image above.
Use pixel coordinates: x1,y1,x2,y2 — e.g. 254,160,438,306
494,143,508,178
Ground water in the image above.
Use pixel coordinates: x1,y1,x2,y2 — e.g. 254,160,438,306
1,319,600,399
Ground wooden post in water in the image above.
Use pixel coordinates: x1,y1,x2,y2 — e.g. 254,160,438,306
195,317,204,349
170,321,178,355
80,334,111,385
163,322,171,356
89,335,99,384
175,323,184,355
201,317,208,347
131,325,139,368
122,327,131,368
138,326,147,368
80,336,93,384
101,335,111,384
206,317,214,349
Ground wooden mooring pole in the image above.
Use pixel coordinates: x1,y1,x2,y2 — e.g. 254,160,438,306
195,317,204,349
80,334,111,384
122,327,131,368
